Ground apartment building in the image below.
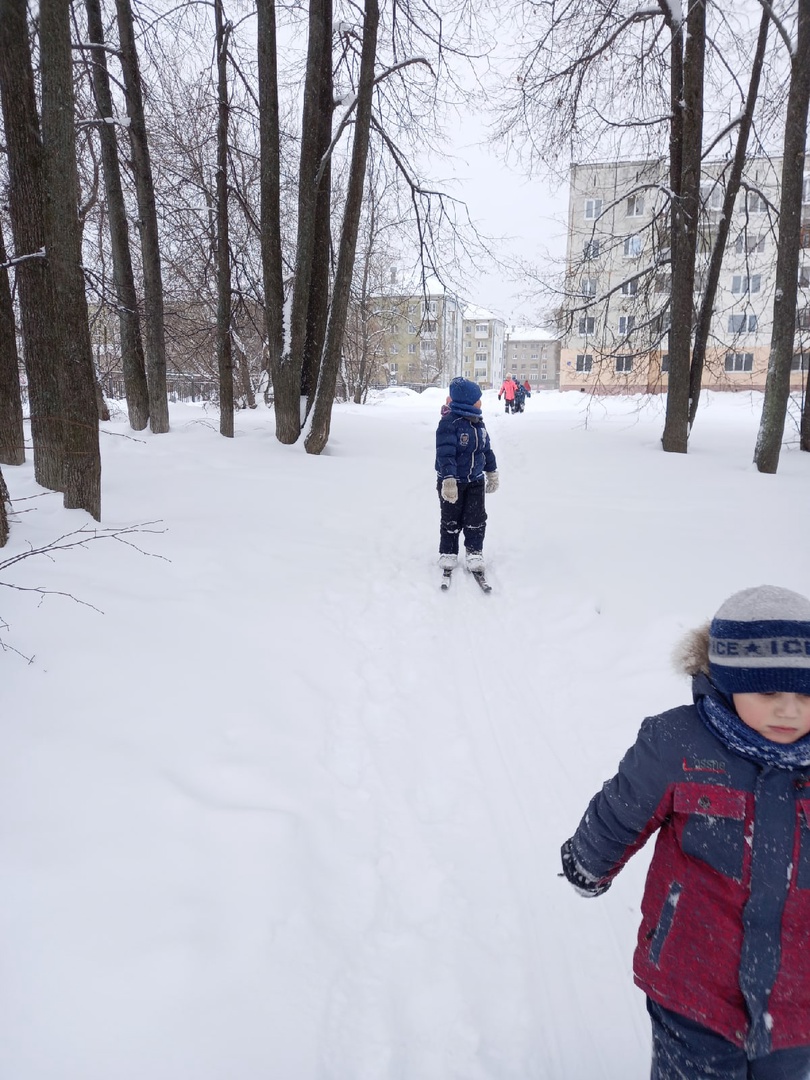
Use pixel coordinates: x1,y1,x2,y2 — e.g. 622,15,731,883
561,157,810,393
504,327,561,389
371,277,463,387
461,307,506,389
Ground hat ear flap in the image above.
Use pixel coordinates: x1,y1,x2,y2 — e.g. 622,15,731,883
673,623,711,677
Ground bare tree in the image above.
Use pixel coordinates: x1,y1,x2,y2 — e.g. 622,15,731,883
83,0,150,431
0,465,9,546
40,0,101,519
306,0,379,454
755,0,810,472
0,0,63,491
214,0,235,437
115,0,170,433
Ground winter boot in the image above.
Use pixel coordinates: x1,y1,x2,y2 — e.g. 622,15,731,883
439,553,458,570
466,551,485,572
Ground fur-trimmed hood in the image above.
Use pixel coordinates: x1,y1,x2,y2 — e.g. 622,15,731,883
673,623,711,678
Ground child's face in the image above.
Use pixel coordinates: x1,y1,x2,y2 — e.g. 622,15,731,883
733,692,810,744
473,399,482,410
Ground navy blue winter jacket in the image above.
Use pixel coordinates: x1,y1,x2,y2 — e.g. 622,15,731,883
570,673,810,1056
435,412,497,483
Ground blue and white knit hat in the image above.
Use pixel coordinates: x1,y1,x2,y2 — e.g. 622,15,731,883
709,585,810,696
448,377,482,407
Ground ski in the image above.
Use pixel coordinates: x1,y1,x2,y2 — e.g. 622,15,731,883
441,569,454,590
471,570,492,593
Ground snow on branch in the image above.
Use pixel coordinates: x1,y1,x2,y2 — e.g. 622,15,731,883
0,248,46,271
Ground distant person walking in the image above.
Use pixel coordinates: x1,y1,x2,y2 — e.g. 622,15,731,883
498,374,518,413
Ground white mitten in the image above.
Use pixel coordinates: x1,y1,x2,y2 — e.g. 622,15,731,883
441,477,458,503
485,470,499,494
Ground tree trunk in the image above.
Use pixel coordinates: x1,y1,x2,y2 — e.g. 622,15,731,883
83,0,150,431
688,8,768,430
306,0,379,454
215,0,234,438
115,0,170,433
0,220,25,465
256,0,285,414
40,0,102,519
0,0,63,490
275,0,332,444
662,0,705,454
301,6,333,412
756,0,810,473
0,465,9,546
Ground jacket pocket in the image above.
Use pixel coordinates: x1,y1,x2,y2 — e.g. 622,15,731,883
798,799,810,889
675,783,747,881
648,880,683,967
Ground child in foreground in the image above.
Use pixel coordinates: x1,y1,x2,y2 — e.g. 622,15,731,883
435,377,498,573
561,585,810,1080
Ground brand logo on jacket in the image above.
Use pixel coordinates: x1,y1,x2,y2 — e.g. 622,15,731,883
682,758,727,774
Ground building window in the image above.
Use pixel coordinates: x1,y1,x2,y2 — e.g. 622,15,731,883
804,177,810,205
390,344,399,354
407,323,417,334
735,233,766,255
725,352,753,372
475,353,487,364
621,278,638,296
407,343,416,354
389,362,399,372
792,352,809,371
424,300,438,315
626,194,644,217
576,354,593,372
732,274,761,294
615,355,633,373
578,316,595,335
541,373,547,380
623,235,642,257
701,183,724,210
618,315,635,335
748,314,758,332
654,273,671,293
583,239,600,259
408,304,417,315
799,265,810,288
661,353,670,373
728,314,746,334
581,277,597,296
584,198,602,220
746,191,767,214
797,308,810,330
475,322,488,334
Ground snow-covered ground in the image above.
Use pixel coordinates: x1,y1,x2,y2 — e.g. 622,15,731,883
3,387,810,1080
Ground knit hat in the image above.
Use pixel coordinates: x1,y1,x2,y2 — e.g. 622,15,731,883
708,585,810,696
448,377,481,407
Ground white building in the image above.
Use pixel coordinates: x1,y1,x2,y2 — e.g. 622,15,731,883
561,156,810,393
504,327,561,390
461,306,505,389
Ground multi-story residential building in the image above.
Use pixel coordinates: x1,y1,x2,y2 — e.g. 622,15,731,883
561,157,810,393
504,327,561,389
461,306,505,389
370,277,463,387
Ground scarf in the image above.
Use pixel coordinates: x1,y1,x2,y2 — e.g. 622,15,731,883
696,692,810,769
449,402,483,419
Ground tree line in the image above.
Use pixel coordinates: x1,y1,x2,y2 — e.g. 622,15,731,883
0,0,487,523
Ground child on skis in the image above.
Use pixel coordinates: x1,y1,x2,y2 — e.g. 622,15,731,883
435,377,498,574
561,585,810,1079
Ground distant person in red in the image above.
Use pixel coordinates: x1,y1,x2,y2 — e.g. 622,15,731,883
498,373,518,413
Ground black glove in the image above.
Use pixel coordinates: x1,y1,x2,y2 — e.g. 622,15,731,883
559,838,611,898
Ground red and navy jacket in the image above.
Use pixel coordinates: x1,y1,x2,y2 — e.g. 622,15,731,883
570,673,810,1056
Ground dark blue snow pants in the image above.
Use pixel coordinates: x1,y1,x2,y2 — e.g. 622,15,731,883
648,999,810,1080
437,477,486,556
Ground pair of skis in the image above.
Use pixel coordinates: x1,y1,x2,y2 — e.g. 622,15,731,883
441,567,492,593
